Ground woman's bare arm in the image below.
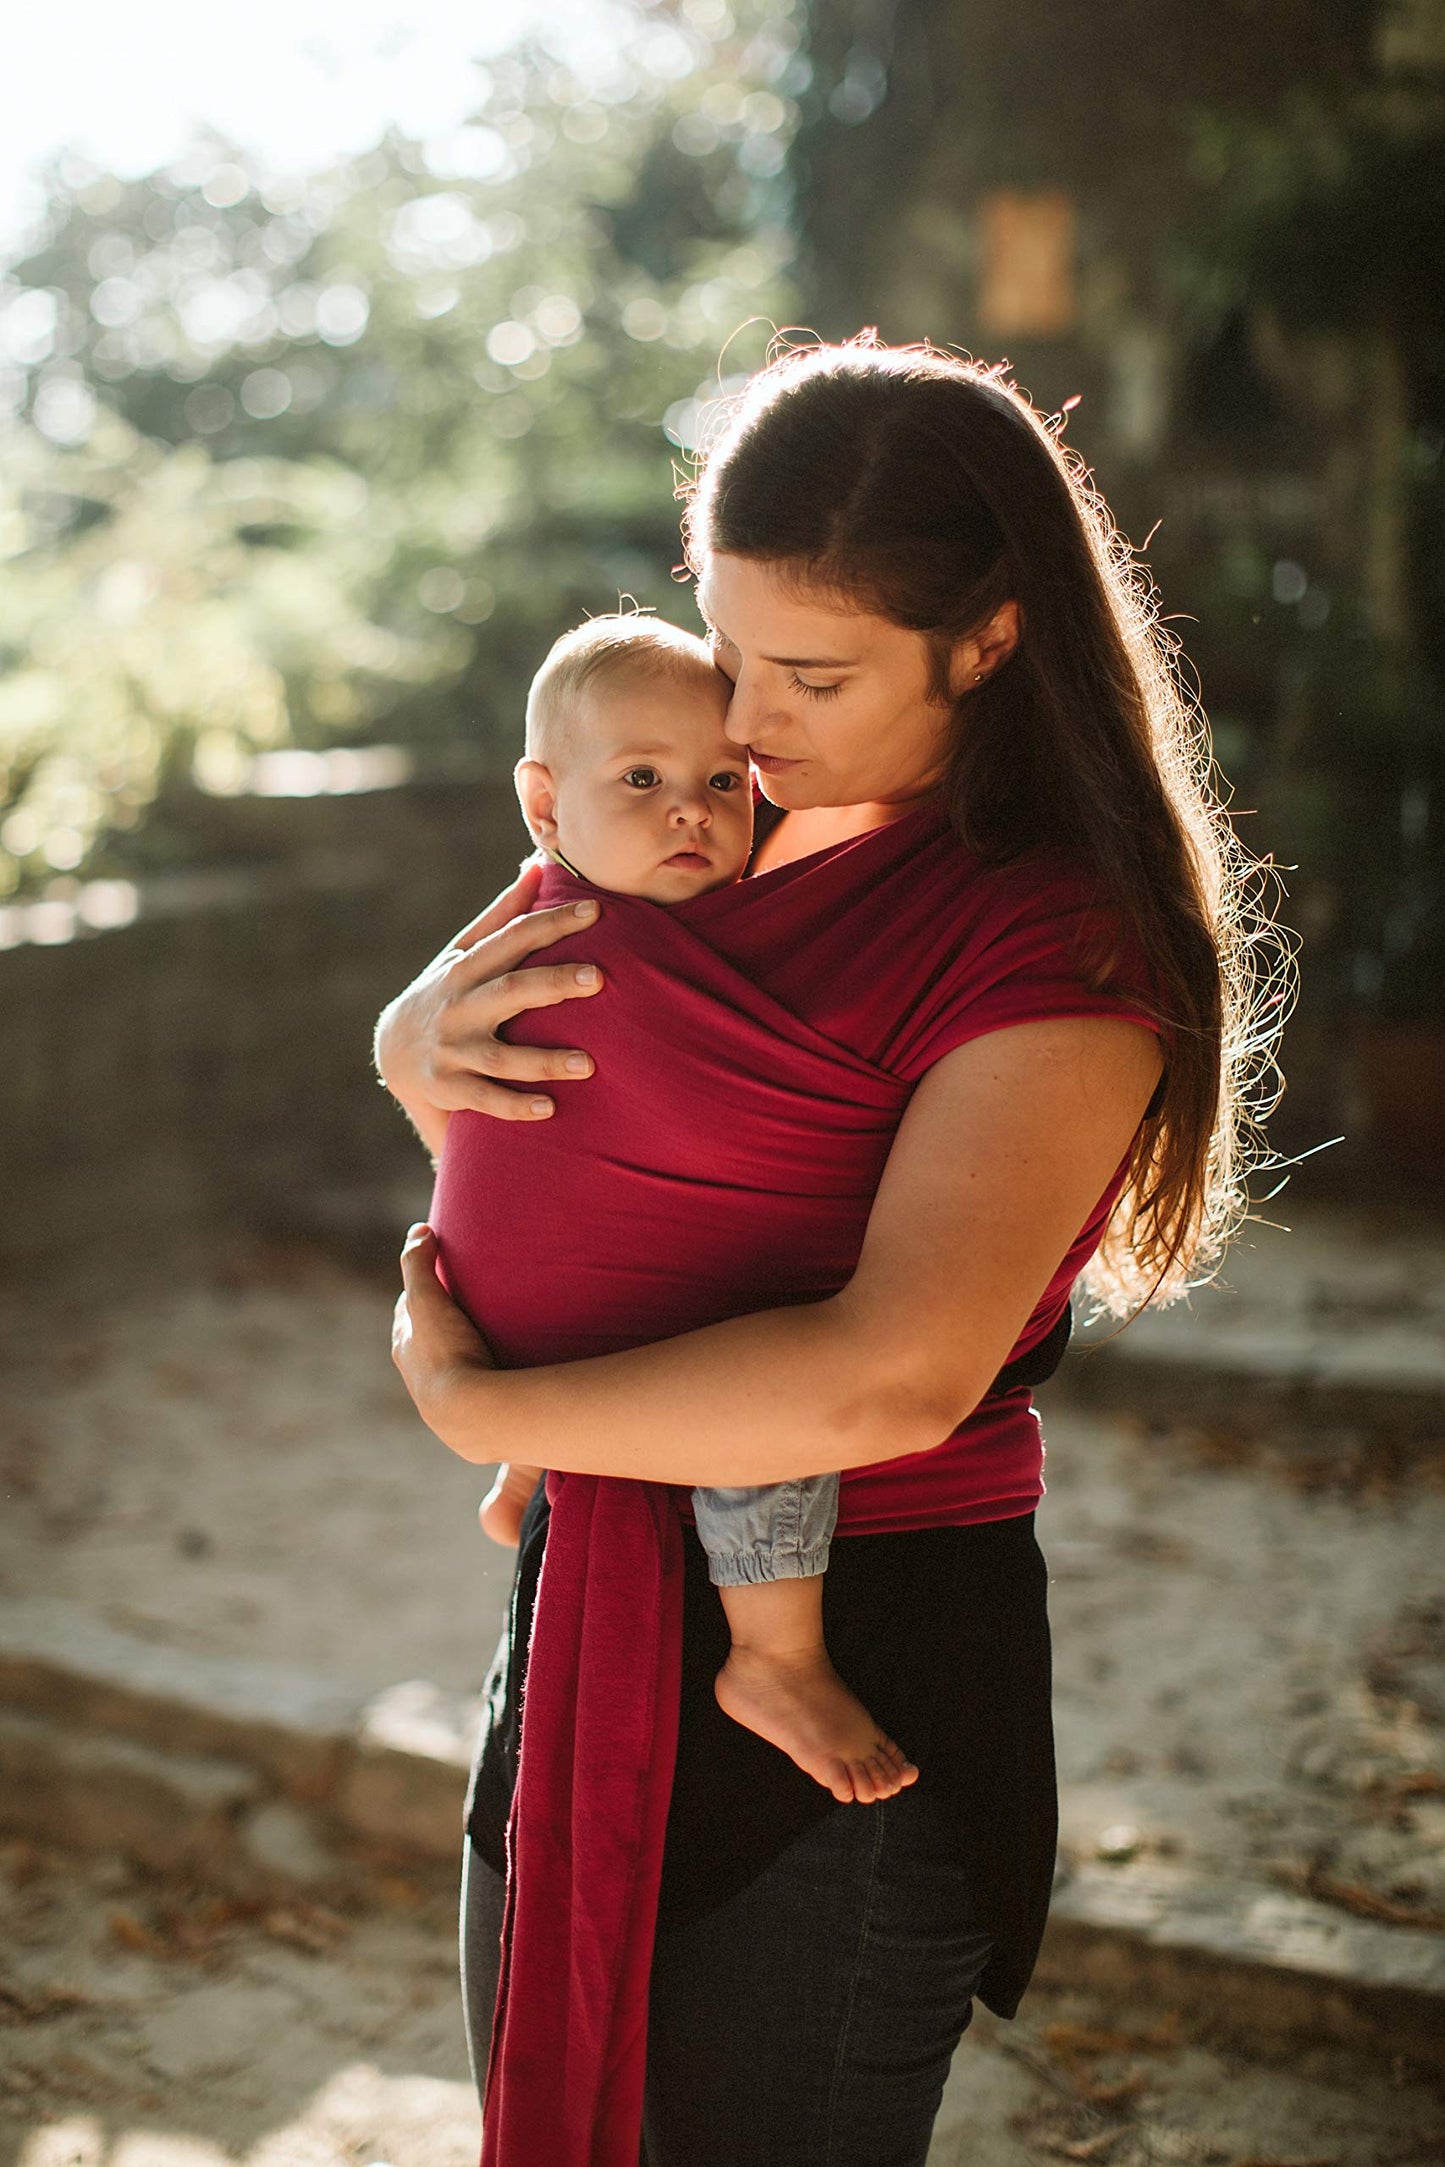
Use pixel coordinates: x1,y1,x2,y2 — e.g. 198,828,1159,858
372,860,607,1160
392,1012,1165,1483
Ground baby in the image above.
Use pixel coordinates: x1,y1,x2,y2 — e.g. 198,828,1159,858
475,612,913,1798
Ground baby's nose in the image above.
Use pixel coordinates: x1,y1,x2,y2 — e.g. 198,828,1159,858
670,793,711,823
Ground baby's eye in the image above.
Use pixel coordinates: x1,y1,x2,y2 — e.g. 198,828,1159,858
623,767,660,788
709,771,743,792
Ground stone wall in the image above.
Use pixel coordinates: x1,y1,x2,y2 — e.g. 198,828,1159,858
0,776,1386,1280
0,783,528,1274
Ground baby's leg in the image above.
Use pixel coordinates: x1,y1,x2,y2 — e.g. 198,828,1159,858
479,1462,544,1547
691,1476,919,1807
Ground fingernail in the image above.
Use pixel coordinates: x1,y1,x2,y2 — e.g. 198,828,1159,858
573,899,598,918
530,1097,553,1116
575,965,598,986
564,1053,589,1074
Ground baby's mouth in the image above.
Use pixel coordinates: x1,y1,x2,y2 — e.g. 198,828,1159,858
664,849,711,868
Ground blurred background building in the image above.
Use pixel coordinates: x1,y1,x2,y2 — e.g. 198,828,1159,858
2,0,1442,1271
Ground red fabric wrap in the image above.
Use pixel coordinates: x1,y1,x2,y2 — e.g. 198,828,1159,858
429,804,1166,2166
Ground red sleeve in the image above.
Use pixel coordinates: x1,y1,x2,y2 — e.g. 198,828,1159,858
888,852,1169,1086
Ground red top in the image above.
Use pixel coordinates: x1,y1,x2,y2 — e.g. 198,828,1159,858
431,796,1167,2166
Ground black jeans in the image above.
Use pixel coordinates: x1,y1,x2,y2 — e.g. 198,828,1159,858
459,1774,995,2167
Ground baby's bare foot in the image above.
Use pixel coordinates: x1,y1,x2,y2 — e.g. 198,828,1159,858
478,1463,543,1548
714,1646,919,1805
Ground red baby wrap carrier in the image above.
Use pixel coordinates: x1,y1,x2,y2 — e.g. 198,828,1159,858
430,804,1163,2166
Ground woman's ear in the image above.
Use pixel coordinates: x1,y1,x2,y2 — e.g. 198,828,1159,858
949,598,1023,696
514,757,561,848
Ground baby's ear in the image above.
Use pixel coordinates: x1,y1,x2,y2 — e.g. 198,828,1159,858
514,757,558,845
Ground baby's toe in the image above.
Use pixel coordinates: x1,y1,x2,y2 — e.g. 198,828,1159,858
854,1756,893,1804
873,1737,915,1786
827,1761,858,1805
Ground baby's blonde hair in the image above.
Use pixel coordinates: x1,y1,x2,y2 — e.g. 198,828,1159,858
525,612,722,765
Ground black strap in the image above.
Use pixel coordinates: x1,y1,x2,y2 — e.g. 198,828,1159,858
745,793,788,867
987,1300,1072,1395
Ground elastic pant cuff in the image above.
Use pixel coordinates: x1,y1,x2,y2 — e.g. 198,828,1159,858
706,1541,832,1589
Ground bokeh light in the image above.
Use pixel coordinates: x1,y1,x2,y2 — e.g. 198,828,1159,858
0,0,800,899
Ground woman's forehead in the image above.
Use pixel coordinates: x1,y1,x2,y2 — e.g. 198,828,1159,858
698,555,880,660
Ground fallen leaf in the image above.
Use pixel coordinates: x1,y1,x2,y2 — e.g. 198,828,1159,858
1307,1870,1445,1931
262,1903,349,1953
375,1874,425,1909
1059,2129,1130,2160
1077,2071,1147,2108
1366,1769,1445,1801
0,1977,94,2021
1229,2156,1337,2166
1042,2018,1179,2057
108,1910,169,1956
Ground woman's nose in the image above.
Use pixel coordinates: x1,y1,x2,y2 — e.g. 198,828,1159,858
721,670,760,745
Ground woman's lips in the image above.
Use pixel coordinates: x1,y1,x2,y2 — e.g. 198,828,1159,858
749,749,801,774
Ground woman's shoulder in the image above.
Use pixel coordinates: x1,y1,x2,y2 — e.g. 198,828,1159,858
910,822,1133,962
878,825,1165,1076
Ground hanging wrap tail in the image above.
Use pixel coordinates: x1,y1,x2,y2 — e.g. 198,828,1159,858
480,1473,682,2167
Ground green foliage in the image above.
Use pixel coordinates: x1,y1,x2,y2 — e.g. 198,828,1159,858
0,2,804,893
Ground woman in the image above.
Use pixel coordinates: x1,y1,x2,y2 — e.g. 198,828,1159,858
379,337,1282,2167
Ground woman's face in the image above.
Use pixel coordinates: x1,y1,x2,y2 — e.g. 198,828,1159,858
695,554,962,811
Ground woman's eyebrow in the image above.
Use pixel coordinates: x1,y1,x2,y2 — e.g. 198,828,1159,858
764,651,858,669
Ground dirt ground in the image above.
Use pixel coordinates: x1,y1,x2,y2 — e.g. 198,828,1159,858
0,1241,509,1699
1,1836,1442,2167
4,1234,1444,1918
2,1232,1445,2161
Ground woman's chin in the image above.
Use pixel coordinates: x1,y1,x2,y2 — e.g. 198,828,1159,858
753,772,819,810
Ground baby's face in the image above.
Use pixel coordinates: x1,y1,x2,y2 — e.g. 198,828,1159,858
537,676,753,901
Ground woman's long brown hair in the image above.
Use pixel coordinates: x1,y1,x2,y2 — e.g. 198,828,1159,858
681,334,1295,1315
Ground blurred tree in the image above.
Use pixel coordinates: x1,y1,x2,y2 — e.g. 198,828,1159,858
1171,1,1445,1024
787,0,1444,1063
0,1,802,893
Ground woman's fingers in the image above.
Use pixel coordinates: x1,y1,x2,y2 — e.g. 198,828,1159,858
424,974,604,1119
451,894,602,984
426,898,608,1118
393,1223,496,1380
398,1218,443,1291
392,1226,497,1459
392,1224,447,1361
381,884,607,1126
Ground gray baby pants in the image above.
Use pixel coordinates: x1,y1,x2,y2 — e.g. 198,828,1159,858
690,1473,839,1587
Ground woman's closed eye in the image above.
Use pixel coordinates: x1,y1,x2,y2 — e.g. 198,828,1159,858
790,674,842,701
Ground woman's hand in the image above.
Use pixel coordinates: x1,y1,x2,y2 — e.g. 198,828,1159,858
392,1223,497,1461
373,858,606,1157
